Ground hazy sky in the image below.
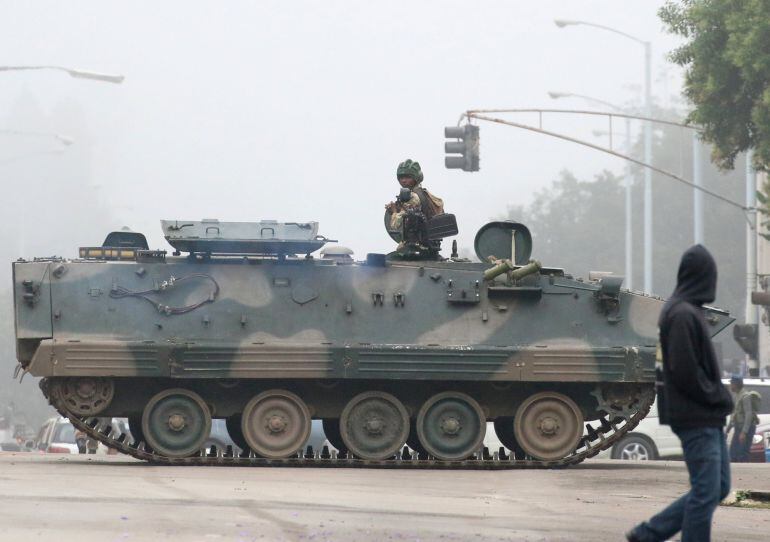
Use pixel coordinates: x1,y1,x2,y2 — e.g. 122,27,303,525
1,1,687,257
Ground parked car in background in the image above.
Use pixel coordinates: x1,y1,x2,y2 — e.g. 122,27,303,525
598,399,680,461
749,421,770,463
765,429,770,463
34,417,79,454
599,379,770,461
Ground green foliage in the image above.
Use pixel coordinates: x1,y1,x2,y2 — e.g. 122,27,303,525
506,170,626,276
735,489,750,503
659,0,770,171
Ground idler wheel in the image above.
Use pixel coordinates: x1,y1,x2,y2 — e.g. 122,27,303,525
493,417,527,459
514,391,584,461
241,389,311,459
54,377,115,416
340,391,409,460
321,419,348,456
416,391,485,461
225,414,250,453
141,388,211,458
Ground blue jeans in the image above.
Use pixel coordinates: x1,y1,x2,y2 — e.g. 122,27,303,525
729,424,756,462
629,427,730,542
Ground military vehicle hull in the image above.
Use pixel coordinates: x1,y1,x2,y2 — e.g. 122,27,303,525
13,233,733,466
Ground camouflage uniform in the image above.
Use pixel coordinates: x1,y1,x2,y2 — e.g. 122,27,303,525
388,159,445,234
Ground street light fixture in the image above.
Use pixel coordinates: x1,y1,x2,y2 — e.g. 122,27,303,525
553,20,649,45
549,91,633,290
0,65,124,84
1,65,121,258
555,19,654,294
1,129,74,146
547,91,622,113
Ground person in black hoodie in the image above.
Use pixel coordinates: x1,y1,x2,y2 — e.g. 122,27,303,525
627,245,733,542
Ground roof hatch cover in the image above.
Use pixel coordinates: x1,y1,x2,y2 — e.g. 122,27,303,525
473,221,533,264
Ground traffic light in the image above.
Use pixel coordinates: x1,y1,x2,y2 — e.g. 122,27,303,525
733,323,759,360
444,124,480,171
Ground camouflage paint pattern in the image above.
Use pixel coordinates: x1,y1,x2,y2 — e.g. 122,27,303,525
14,255,732,388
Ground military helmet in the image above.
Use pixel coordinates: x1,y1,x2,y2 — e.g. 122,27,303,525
396,159,423,184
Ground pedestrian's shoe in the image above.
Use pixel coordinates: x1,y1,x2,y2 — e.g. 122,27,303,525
625,530,642,542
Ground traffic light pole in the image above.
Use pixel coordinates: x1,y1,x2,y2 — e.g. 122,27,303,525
747,149,758,327
461,111,747,214
455,108,760,371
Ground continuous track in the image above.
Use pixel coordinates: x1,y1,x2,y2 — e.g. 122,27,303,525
43,380,655,470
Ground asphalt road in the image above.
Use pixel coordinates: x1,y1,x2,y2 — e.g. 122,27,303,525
0,454,768,541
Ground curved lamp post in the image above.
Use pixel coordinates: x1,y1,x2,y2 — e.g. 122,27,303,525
548,91,633,290
0,65,124,84
1,129,74,146
554,19,653,293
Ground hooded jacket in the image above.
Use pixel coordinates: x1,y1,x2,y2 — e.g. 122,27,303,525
657,245,733,429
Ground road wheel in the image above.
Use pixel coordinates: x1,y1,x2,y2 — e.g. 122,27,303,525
225,414,249,452
493,417,526,459
611,435,657,461
241,389,311,459
514,391,583,461
340,391,409,460
141,389,211,458
322,419,348,456
416,391,485,461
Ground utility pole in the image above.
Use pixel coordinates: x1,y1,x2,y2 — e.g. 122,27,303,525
548,91,634,290
746,150,759,376
746,149,758,327
624,117,632,289
756,170,770,375
0,65,124,84
643,41,653,293
693,133,704,244
554,20,653,293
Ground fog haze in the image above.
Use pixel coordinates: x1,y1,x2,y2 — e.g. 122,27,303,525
2,0,685,259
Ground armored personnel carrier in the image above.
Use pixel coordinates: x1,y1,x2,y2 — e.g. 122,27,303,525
12,217,733,468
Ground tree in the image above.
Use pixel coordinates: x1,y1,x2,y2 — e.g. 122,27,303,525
506,170,626,278
659,0,770,171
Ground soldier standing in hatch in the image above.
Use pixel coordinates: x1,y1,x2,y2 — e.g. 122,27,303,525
385,159,444,233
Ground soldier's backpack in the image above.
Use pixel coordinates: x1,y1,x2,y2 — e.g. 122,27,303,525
741,390,762,425
748,390,761,416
